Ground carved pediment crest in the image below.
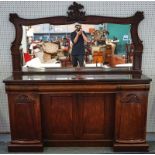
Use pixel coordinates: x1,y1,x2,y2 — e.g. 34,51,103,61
134,11,144,21
67,2,86,21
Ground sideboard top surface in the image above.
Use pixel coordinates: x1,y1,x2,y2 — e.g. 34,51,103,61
3,74,151,84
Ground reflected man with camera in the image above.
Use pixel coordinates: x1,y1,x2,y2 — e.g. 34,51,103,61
71,24,89,67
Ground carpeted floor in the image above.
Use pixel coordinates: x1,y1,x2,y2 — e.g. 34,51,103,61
0,134,155,154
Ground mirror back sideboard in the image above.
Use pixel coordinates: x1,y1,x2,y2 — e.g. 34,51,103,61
3,2,152,152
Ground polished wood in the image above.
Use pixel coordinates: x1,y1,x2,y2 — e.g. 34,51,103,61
3,74,151,152
41,93,115,146
7,93,43,152
104,45,113,65
93,51,104,63
114,91,149,151
5,2,151,153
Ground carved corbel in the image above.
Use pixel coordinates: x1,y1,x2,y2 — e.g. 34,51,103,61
120,94,140,104
15,95,33,104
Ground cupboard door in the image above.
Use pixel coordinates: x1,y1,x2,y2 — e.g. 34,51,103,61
41,93,115,146
115,91,148,143
8,93,42,143
78,94,115,140
41,94,77,140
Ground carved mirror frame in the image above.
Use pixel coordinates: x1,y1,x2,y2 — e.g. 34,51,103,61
9,2,144,76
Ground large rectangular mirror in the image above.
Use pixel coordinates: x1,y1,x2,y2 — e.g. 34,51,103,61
21,23,133,70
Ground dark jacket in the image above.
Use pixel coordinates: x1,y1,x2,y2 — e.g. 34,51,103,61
71,31,86,56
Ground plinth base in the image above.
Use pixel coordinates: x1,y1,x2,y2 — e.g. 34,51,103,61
8,143,43,152
113,143,149,152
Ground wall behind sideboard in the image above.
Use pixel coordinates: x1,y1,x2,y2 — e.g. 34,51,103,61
0,1,155,132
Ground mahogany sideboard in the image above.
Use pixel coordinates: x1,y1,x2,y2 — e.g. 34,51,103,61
3,73,151,152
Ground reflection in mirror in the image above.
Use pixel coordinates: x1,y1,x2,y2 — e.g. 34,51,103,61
21,23,133,70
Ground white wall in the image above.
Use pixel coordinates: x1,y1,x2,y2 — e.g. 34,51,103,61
0,1,155,132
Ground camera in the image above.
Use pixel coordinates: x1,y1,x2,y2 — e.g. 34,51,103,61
77,28,81,32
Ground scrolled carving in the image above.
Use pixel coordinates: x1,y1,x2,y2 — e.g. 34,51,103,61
9,13,19,23
134,11,144,22
15,95,33,104
120,94,140,104
67,2,86,21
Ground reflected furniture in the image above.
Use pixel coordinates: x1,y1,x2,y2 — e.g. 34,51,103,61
104,45,113,65
93,51,104,63
3,2,151,153
59,57,71,67
92,45,113,65
126,43,134,63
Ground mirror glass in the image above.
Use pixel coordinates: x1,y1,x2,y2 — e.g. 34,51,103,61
21,23,133,70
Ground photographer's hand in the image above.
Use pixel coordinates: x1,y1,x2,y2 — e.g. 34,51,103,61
73,29,82,44
82,31,89,43
77,29,82,36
